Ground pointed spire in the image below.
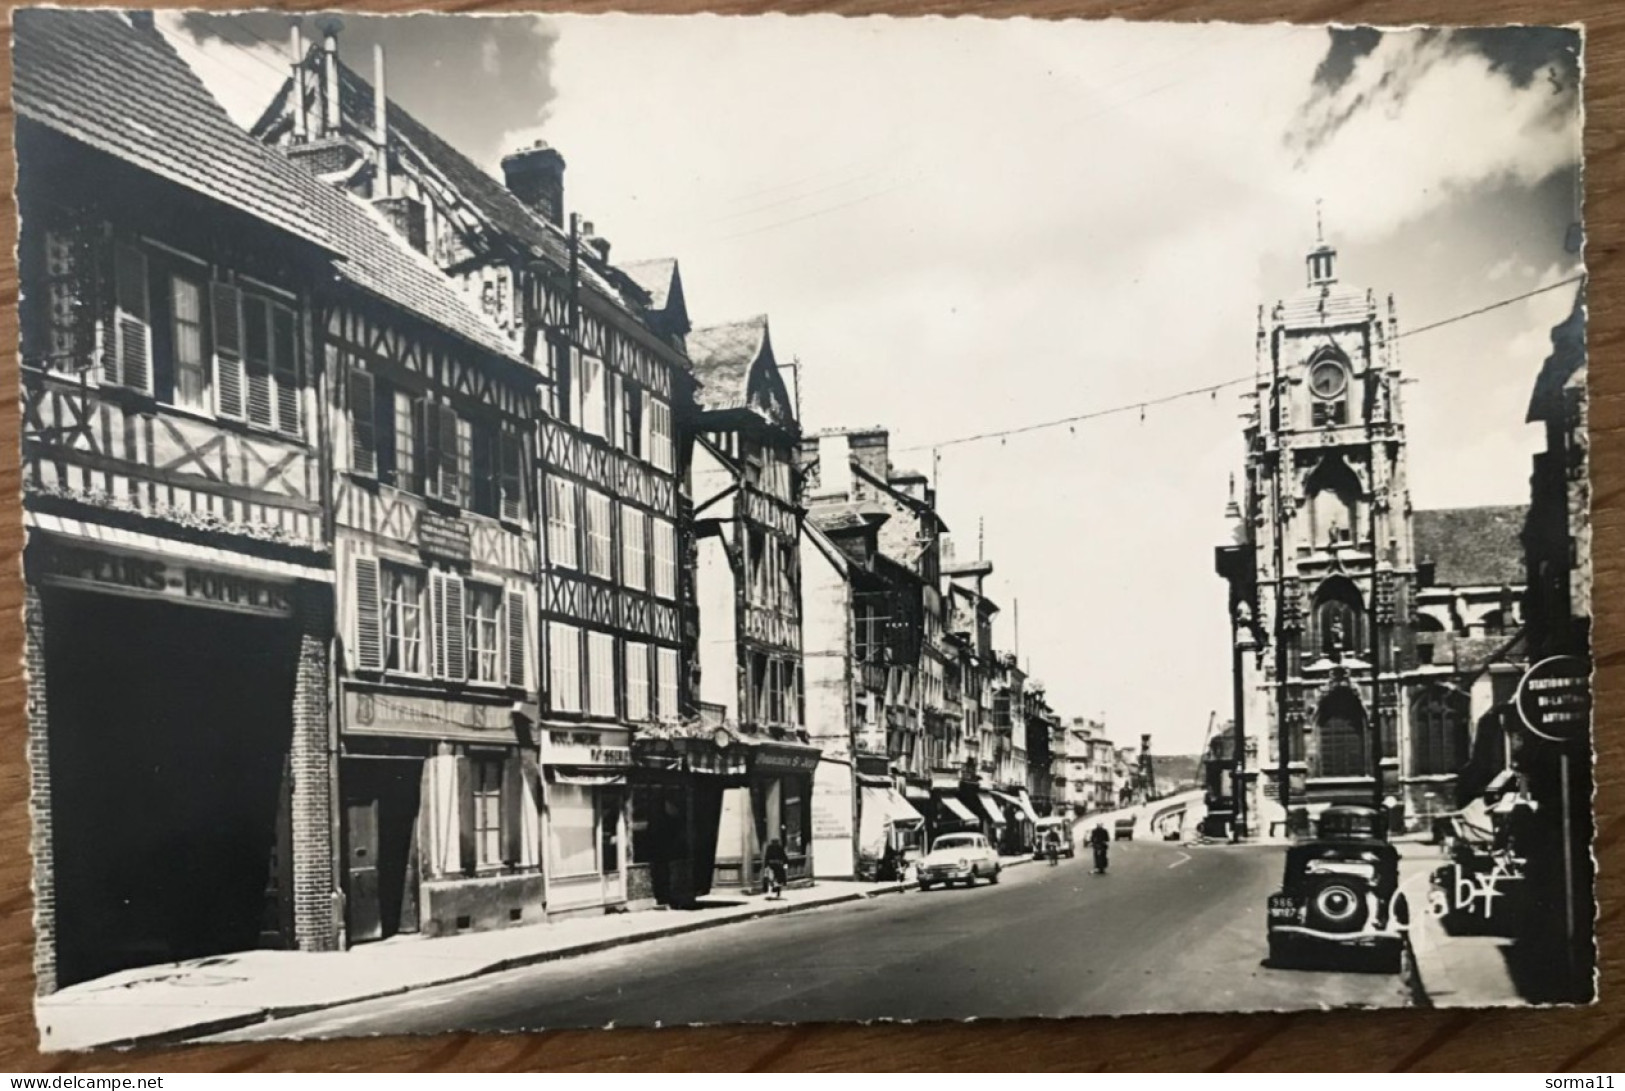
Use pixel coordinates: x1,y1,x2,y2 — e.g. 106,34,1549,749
1306,201,1338,288
1224,472,1241,520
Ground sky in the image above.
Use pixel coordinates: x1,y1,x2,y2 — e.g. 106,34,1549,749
162,13,1585,756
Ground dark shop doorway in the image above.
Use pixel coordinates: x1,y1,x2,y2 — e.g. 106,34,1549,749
43,586,300,988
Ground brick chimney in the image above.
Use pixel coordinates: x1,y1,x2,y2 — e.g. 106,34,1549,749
502,141,566,226
847,428,889,482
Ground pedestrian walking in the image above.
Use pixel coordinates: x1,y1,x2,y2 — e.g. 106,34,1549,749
763,838,789,899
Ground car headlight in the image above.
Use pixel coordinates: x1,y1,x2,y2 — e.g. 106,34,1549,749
958,858,970,869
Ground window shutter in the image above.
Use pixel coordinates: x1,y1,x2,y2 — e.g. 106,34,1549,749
502,755,524,866
456,754,477,874
500,431,524,522
111,243,150,391
506,589,526,688
441,574,467,681
353,556,383,672
439,406,462,505
244,298,275,428
639,390,653,463
211,282,245,419
272,305,301,438
349,367,377,477
420,401,442,499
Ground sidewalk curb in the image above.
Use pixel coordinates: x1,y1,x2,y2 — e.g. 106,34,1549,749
77,862,1037,1052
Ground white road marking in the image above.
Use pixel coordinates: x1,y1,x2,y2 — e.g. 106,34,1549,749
1169,851,1192,869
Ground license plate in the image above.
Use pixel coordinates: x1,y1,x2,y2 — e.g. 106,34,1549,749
1268,896,1298,920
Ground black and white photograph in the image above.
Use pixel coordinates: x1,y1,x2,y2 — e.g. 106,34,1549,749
13,7,1594,1051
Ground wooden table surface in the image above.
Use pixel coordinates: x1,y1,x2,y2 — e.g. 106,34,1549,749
0,0,1618,1072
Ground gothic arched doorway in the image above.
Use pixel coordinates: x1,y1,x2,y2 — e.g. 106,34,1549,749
1316,688,1369,779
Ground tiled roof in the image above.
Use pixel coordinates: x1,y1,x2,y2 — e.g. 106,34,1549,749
16,10,520,364
1413,505,1529,588
13,9,332,251
621,259,678,311
688,316,771,412
1276,284,1373,330
264,55,645,322
808,502,890,535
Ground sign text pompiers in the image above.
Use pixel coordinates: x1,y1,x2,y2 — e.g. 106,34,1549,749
35,542,294,617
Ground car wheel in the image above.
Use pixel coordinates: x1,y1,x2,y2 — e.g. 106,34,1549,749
919,881,933,891
989,868,1000,885
1268,935,1296,969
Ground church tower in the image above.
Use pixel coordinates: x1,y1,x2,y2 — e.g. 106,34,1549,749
1230,224,1417,833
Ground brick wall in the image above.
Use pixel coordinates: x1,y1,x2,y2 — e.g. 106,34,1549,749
291,588,339,952
25,585,56,995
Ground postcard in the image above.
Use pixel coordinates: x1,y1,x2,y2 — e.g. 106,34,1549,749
14,8,1592,1050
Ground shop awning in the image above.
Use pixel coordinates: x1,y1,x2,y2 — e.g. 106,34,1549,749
976,792,1007,827
856,772,893,788
858,786,926,860
547,767,626,787
938,796,979,825
995,790,1041,824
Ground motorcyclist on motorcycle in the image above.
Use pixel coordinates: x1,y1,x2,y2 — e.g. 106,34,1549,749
1089,823,1111,874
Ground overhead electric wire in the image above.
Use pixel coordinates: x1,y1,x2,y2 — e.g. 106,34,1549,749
899,272,1586,456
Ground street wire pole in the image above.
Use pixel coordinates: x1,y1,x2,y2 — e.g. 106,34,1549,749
1270,324,1292,839
1369,462,1386,817
1231,606,1248,841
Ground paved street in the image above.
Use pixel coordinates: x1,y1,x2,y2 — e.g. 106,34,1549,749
213,841,1410,1040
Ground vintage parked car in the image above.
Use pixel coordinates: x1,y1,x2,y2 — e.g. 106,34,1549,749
1114,816,1136,841
1032,817,1075,860
918,832,1001,889
1266,806,1410,973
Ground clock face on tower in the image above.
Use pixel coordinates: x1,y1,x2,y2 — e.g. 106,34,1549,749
1309,359,1348,400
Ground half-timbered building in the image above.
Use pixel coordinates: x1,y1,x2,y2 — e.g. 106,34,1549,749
15,9,349,994
253,26,697,918
687,317,821,891
17,10,539,987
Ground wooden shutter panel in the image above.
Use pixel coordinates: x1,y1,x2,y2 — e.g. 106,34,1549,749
272,305,301,438
420,401,442,499
111,243,150,391
439,407,462,506
354,556,384,672
500,431,523,522
349,368,377,477
430,571,447,678
442,574,466,681
456,754,476,874
211,282,245,419
502,755,524,866
506,589,526,688
244,298,274,428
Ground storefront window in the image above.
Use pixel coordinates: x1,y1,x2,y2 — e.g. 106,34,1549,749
783,782,806,856
548,782,598,878
600,788,623,873
473,758,503,869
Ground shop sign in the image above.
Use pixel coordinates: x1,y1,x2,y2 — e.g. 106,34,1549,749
419,513,472,563
345,690,512,742
542,728,631,768
35,543,293,617
751,746,822,775
1514,655,1592,745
